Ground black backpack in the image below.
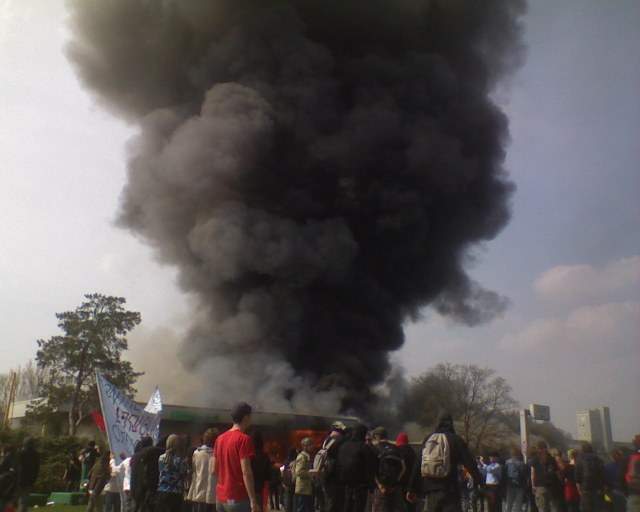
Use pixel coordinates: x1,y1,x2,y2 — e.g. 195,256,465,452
376,443,404,487
581,454,604,490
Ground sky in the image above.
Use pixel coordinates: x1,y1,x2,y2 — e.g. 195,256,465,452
1,1,638,441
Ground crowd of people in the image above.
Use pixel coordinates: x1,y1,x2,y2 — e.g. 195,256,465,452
0,405,638,512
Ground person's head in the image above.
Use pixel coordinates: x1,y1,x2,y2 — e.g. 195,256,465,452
351,422,369,442
632,435,640,451
251,431,264,452
87,440,96,449
396,433,409,447
287,446,298,461
550,448,561,460
203,428,218,448
536,440,548,454
610,449,621,462
581,441,593,454
166,434,180,454
511,447,523,459
157,435,169,449
23,437,37,450
365,433,373,446
489,452,500,463
567,448,579,462
119,452,126,460
372,426,388,443
331,421,346,436
231,402,253,429
301,437,314,453
435,412,455,434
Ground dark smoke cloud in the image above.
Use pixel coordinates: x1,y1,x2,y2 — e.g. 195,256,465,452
67,0,525,411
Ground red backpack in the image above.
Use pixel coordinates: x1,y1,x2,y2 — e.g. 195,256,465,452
626,453,640,493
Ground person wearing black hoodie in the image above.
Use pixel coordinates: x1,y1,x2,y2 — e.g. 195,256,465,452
17,437,40,512
575,442,605,512
130,436,154,512
338,423,377,512
407,412,482,512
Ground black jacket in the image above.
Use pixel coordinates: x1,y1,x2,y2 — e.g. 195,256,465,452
18,442,40,487
576,453,606,492
337,426,376,487
408,413,481,495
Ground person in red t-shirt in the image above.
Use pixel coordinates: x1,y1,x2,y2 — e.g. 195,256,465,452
212,402,260,512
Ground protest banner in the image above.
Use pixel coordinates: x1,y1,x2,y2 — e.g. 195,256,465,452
96,372,162,465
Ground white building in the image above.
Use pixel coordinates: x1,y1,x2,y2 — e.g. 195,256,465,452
576,407,613,453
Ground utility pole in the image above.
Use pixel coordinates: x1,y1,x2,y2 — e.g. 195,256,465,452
3,371,18,427
520,408,530,463
521,404,551,463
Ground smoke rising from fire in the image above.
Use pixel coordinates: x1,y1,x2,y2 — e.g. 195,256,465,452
67,0,525,411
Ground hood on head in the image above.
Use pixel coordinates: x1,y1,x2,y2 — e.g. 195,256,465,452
435,412,455,434
396,433,409,446
351,422,368,442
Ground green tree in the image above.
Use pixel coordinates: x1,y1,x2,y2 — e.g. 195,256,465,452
34,294,142,435
402,363,518,452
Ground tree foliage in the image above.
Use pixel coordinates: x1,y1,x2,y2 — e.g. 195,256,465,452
0,361,48,416
34,294,142,435
402,363,518,452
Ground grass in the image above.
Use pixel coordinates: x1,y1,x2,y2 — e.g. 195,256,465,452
32,506,85,511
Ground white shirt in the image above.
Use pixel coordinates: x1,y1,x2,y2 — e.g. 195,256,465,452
104,458,120,493
118,457,132,492
484,462,502,485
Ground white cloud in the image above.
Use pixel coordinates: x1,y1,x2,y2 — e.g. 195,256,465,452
534,256,640,305
500,301,639,356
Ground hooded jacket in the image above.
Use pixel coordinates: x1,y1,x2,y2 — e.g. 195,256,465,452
408,413,481,495
337,423,376,487
396,433,416,488
187,444,217,504
18,438,40,487
88,455,111,496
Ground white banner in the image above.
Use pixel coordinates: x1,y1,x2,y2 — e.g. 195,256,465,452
96,373,162,465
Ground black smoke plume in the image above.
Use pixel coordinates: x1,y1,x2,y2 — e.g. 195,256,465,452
67,0,525,412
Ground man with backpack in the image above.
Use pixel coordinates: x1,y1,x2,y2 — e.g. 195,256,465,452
503,448,528,512
318,421,347,512
338,423,377,512
407,412,482,512
371,427,406,512
575,442,606,512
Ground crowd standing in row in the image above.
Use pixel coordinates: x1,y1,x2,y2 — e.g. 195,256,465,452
0,405,638,512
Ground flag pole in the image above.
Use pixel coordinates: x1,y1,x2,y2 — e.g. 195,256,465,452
95,371,125,505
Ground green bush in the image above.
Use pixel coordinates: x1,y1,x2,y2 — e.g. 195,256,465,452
35,435,85,494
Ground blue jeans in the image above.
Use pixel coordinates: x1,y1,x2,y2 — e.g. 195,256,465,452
218,498,251,512
506,487,525,512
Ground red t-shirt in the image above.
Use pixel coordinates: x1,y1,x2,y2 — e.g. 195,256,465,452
214,429,256,502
